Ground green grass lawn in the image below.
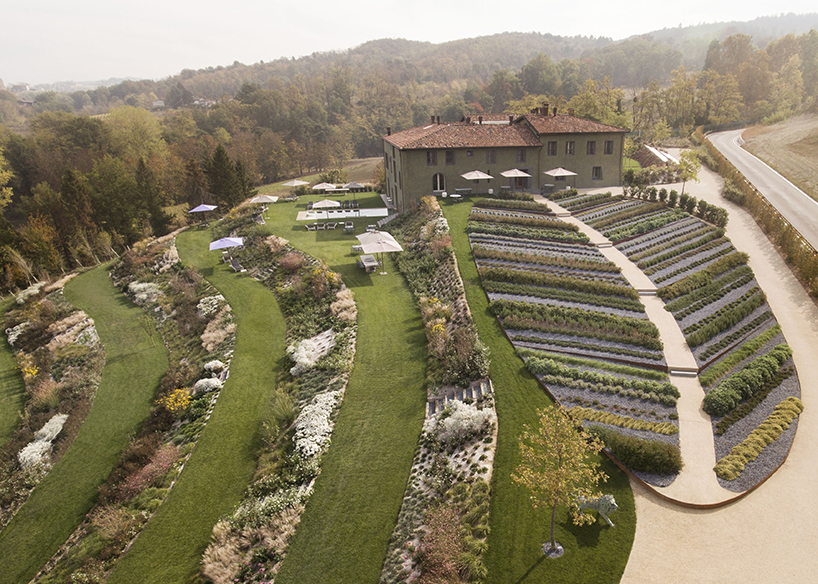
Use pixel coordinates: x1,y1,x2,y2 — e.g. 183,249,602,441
106,227,288,584
0,298,26,447
250,191,428,584
0,267,169,584
442,200,636,584
624,157,642,171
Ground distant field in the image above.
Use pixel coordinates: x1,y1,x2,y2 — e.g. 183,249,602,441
742,113,818,202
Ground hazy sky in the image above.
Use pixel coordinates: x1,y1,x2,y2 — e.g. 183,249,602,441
2,1,816,85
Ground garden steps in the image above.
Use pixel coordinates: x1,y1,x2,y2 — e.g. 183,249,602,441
427,379,493,416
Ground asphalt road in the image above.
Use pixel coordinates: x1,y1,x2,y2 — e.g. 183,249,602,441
708,129,818,250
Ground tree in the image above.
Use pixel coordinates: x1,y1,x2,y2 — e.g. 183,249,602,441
135,157,173,236
0,148,13,211
678,150,701,195
512,405,608,554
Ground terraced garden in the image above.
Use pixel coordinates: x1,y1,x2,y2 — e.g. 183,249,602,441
548,188,803,492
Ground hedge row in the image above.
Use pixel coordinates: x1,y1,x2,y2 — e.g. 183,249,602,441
716,367,794,435
658,252,749,300
714,397,804,481
664,267,754,315
512,336,664,361
683,288,762,334
539,373,677,406
527,356,678,397
517,347,668,380
699,311,773,361
686,292,767,347
702,344,792,416
469,212,578,232
479,266,639,300
466,223,590,243
600,207,684,234
618,217,699,253
653,244,736,284
568,407,679,435
561,193,623,211
587,202,666,230
699,324,781,388
472,198,550,212
588,425,684,475
642,236,728,274
491,299,662,350
482,280,646,313
472,245,620,273
605,210,690,243
546,188,580,201
628,225,719,262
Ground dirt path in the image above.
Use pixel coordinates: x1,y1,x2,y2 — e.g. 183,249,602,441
620,163,818,584
541,196,730,503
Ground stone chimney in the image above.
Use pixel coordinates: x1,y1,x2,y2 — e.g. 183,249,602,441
386,127,391,136
478,116,483,125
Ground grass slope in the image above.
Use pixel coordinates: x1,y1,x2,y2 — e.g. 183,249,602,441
442,201,635,584
258,193,428,584
0,298,26,446
107,228,287,584
0,267,168,584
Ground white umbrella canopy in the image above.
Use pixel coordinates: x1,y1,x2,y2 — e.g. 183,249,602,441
312,199,341,209
461,170,494,181
501,168,532,178
543,167,577,177
313,182,336,190
189,204,218,213
209,237,244,251
250,195,278,204
283,179,309,187
343,182,366,189
355,231,404,254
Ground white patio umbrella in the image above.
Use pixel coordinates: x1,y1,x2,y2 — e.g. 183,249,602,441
312,182,336,191
544,167,578,189
343,182,366,190
188,204,218,213
500,168,532,178
208,237,244,251
312,199,341,209
461,170,494,181
250,195,278,204
283,179,309,187
356,230,404,275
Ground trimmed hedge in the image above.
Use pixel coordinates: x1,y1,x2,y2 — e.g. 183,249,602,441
482,280,646,313
653,244,736,284
666,269,754,318
472,198,550,213
683,288,762,335
588,425,684,475
699,311,774,361
472,245,620,273
605,210,689,242
511,335,664,361
469,212,578,232
716,366,794,435
568,407,679,435
642,237,729,274
714,397,804,481
479,266,639,300
658,252,749,300
685,291,767,347
702,344,792,416
516,348,667,381
628,225,720,262
466,223,590,244
699,325,781,388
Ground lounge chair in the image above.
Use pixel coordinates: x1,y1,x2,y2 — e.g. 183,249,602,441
316,223,326,230
326,222,337,230
229,258,246,273
344,221,354,233
306,223,317,231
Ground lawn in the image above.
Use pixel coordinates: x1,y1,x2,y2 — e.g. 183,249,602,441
106,227,288,584
0,298,26,447
0,267,169,584
250,191,428,584
442,200,636,584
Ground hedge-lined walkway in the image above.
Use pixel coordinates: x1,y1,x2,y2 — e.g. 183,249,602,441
0,267,168,584
443,201,636,584
0,298,26,446
107,228,287,584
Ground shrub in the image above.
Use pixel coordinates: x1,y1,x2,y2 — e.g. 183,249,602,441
588,425,683,474
437,401,495,447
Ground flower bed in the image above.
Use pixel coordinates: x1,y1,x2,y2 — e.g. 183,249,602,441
1,290,105,531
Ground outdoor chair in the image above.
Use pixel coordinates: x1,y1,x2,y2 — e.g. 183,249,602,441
229,258,246,273
344,221,354,233
306,223,317,231
326,222,337,230
317,223,326,230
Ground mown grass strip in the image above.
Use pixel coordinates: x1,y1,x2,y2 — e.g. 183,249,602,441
0,267,168,584
106,228,286,584
0,298,26,446
444,201,635,584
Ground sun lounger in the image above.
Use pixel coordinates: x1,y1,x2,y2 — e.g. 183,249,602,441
326,222,337,230
316,223,326,230
344,221,354,233
306,223,317,231
229,258,246,273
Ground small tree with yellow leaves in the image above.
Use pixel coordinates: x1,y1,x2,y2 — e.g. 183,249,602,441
512,405,608,555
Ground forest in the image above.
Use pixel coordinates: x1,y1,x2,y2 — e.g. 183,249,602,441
0,26,817,293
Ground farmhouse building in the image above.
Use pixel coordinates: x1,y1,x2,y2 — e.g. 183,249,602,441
382,109,629,212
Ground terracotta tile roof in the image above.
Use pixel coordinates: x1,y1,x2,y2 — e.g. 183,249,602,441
384,121,541,150
523,113,629,134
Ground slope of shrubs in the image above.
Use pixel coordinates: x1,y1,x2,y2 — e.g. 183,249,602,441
588,425,683,475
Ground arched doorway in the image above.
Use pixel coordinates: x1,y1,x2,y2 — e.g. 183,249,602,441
432,173,445,192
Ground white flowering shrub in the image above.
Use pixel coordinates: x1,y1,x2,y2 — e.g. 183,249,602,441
230,484,313,528
437,401,495,447
293,391,342,458
194,377,223,394
15,282,47,305
204,360,225,375
153,244,180,274
128,282,164,306
287,338,322,377
5,322,30,347
18,413,69,469
197,295,225,318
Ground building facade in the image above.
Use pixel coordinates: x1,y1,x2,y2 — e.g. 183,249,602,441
383,110,629,212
